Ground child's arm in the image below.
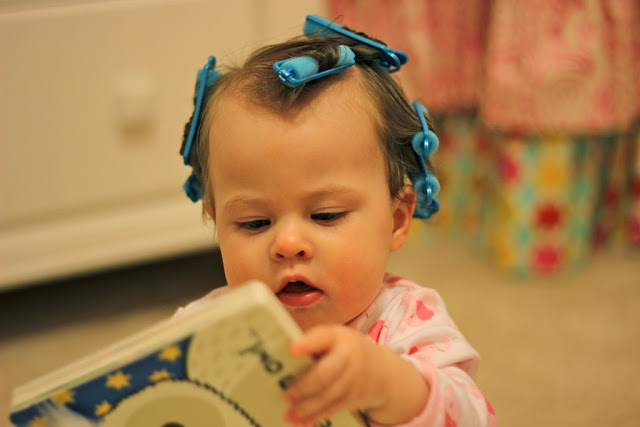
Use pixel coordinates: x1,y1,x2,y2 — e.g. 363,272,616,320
283,325,430,426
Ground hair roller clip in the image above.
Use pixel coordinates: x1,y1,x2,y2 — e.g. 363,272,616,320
182,56,221,166
411,102,439,159
273,45,356,88
410,100,440,219
411,172,440,218
303,15,408,72
179,55,222,201
183,172,203,203
414,196,441,220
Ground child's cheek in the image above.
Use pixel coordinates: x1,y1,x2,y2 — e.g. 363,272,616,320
220,245,261,286
329,240,376,282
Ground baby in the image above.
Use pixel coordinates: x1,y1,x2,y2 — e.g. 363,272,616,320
178,15,495,427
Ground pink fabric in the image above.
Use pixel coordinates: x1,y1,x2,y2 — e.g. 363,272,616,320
329,0,640,133
347,274,496,426
328,0,488,112
481,0,640,134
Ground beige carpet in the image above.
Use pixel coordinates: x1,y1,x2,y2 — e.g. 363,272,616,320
2,234,639,426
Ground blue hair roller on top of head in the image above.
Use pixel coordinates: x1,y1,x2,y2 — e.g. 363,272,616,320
181,55,222,202
273,44,356,88
410,100,440,219
303,15,408,72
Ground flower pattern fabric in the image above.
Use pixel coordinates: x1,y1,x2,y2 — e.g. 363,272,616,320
329,0,640,276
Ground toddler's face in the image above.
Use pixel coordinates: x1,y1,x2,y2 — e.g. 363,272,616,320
208,80,413,331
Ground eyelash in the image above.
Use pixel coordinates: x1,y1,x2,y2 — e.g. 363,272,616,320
235,212,347,230
236,219,271,230
311,211,347,223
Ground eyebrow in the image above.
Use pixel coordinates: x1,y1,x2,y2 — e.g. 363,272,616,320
223,185,361,214
305,185,361,201
223,197,266,214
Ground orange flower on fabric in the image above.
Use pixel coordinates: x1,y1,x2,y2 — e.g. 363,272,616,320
534,202,563,229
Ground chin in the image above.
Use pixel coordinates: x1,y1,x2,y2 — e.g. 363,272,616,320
292,313,344,332
292,317,315,332
288,312,319,332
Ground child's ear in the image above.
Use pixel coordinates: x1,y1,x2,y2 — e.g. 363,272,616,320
390,185,416,252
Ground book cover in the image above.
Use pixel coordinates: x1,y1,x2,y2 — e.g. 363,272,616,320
10,281,364,427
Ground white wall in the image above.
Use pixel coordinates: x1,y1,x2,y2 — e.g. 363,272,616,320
0,0,327,290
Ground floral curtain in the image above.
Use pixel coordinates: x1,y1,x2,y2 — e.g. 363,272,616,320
329,0,640,276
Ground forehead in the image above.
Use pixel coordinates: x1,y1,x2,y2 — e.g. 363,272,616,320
209,71,381,155
207,73,388,199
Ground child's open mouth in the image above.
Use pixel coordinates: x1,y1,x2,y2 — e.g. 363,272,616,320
276,281,323,307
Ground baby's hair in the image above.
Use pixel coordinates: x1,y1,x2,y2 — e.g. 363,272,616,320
187,29,437,217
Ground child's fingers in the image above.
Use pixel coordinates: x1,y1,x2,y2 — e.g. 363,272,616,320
286,339,367,423
286,389,347,426
285,342,348,401
286,369,354,425
287,363,354,421
289,325,337,358
285,326,375,424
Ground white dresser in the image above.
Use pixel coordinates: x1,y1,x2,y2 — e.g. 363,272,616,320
0,0,326,290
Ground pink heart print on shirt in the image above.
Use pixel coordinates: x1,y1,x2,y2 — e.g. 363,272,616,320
368,320,385,342
416,300,435,321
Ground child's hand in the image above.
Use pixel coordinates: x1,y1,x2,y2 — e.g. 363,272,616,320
283,325,429,426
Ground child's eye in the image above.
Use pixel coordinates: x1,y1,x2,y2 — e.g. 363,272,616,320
237,219,271,230
311,212,347,223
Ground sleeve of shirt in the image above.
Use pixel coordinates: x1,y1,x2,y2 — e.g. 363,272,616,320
363,277,496,427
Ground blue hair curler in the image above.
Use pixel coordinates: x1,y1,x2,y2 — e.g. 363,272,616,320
410,100,440,219
411,101,439,159
183,172,203,203
183,56,221,166
303,15,408,72
273,45,356,88
180,55,222,202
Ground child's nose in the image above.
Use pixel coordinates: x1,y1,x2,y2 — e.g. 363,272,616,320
270,223,313,261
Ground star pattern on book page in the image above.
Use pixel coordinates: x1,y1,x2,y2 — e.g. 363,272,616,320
95,400,112,416
11,338,191,426
149,369,172,383
105,371,131,390
158,344,182,362
51,389,75,405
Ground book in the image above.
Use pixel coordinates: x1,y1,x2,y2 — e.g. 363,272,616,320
10,281,364,427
